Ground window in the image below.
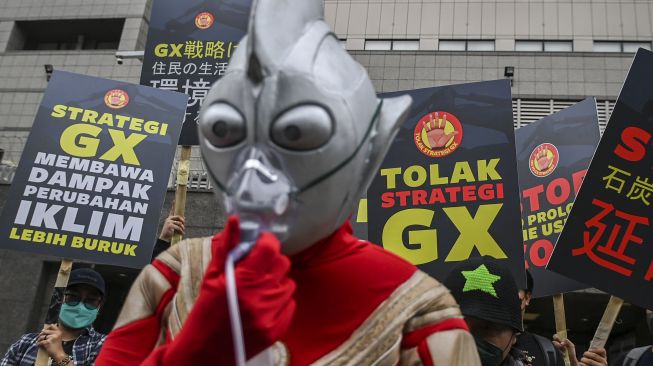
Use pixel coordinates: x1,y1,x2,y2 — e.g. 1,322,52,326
365,40,419,51
593,41,622,53
8,19,125,51
467,40,495,51
439,40,495,51
364,40,391,51
515,41,573,52
515,41,542,51
392,40,419,51
623,41,651,53
544,41,573,52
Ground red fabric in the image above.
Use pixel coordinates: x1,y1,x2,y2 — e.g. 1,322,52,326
400,318,470,348
151,259,180,289
417,341,435,366
281,221,417,365
143,216,294,366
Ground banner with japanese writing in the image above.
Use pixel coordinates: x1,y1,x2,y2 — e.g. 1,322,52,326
141,0,253,145
367,80,525,286
517,98,599,297
0,71,188,268
548,49,653,309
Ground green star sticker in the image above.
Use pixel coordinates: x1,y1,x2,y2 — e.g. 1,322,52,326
461,264,501,298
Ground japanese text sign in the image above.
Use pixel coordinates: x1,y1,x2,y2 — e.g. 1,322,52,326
141,0,253,145
516,98,599,297
549,49,653,309
0,71,188,268
367,80,525,287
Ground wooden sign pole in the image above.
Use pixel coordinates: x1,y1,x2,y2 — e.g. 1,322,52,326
35,259,74,366
553,294,571,366
171,145,192,245
589,296,624,349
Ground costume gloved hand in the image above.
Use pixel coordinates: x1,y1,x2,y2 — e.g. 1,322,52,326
146,216,296,365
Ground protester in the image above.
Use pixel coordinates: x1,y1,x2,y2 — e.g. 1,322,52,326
552,335,608,366
445,257,528,366
514,270,565,366
93,0,482,364
151,212,185,258
1,268,107,366
618,310,653,366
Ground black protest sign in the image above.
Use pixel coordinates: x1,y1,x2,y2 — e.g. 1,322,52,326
368,80,525,287
516,98,599,297
548,49,653,310
0,71,187,268
141,0,253,145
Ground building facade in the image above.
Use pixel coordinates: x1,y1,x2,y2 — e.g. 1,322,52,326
0,0,652,358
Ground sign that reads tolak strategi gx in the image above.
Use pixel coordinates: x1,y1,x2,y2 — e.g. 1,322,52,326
548,49,653,309
141,0,253,145
0,71,188,268
368,80,525,286
516,98,599,297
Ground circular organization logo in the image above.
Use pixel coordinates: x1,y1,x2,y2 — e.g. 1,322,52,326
195,12,215,29
104,89,129,109
529,143,559,177
413,111,463,158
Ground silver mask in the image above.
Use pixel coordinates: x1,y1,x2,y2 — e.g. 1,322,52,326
198,0,412,254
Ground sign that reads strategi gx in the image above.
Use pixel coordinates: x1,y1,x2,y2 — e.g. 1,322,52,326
141,0,253,145
516,98,599,297
548,49,653,309
368,80,525,286
0,71,188,268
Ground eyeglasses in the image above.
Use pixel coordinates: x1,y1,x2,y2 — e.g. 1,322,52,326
64,292,102,310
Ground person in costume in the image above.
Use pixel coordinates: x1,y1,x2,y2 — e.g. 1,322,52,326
95,0,481,364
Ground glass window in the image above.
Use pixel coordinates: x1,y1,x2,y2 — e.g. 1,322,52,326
467,40,495,51
544,41,573,52
392,40,419,51
593,41,621,52
515,41,543,52
9,19,125,51
364,40,391,51
623,42,651,53
439,40,466,51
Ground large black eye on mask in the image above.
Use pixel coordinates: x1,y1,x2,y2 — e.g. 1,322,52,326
200,103,246,148
270,105,333,151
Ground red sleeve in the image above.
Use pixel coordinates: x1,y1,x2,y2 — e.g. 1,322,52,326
94,260,179,366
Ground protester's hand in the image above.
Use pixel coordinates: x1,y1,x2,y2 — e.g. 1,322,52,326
553,334,579,366
159,215,185,242
235,229,296,347
37,324,66,362
578,348,607,366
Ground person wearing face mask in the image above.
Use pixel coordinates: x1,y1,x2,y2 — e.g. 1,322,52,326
445,257,529,366
1,268,106,366
619,310,653,366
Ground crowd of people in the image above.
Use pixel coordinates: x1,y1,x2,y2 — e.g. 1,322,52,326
0,213,649,365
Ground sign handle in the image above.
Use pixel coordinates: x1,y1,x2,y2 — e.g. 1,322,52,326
589,296,624,349
172,145,192,245
553,294,571,366
35,259,74,366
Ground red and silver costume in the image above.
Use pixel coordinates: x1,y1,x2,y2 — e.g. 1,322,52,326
96,0,480,364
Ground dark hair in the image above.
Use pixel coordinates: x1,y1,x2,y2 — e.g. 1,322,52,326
465,316,514,339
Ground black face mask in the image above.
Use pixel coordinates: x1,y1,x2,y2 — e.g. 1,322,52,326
474,336,506,366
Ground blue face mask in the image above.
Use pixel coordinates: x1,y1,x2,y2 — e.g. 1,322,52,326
59,303,98,329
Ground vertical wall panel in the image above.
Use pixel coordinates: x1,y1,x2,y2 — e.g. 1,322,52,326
572,3,592,38
543,2,558,38
467,2,482,38
592,2,607,38
529,2,544,38
406,3,422,37
558,3,572,38
335,2,350,35
420,3,438,37
366,3,382,36
515,2,529,38
635,3,651,38
481,1,495,38
379,3,395,36
439,2,454,38
621,3,636,39
496,2,515,37
393,2,409,36
606,3,622,39
453,2,468,38
347,3,368,37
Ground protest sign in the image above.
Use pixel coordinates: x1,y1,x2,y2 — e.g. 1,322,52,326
516,98,599,297
141,0,253,145
0,71,188,268
368,80,525,286
548,49,653,310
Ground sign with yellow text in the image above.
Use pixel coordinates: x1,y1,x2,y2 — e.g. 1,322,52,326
141,0,253,145
0,71,188,268
516,98,598,297
368,80,525,286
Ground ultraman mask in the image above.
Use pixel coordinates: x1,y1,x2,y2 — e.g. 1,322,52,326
198,0,412,254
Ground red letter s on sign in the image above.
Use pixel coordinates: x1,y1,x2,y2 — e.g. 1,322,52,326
614,126,651,162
